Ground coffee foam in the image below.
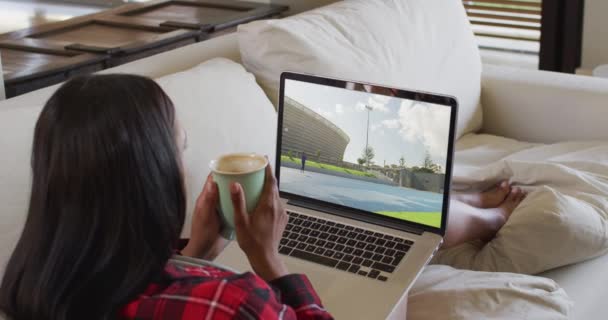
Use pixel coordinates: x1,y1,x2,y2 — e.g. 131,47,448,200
215,154,266,173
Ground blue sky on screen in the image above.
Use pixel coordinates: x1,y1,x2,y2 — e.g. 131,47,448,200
285,79,451,171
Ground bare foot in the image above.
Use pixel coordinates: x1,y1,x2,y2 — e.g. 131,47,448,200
478,187,526,242
453,181,511,209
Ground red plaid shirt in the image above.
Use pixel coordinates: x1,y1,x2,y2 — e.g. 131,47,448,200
120,259,334,319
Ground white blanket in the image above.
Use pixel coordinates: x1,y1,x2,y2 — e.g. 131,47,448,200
408,265,572,320
433,134,608,275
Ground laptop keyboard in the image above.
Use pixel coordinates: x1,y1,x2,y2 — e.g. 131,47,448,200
279,211,415,282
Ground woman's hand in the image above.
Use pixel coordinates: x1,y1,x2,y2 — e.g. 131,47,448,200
181,174,229,260
231,163,289,282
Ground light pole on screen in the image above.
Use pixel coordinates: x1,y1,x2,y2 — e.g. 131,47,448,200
364,105,373,168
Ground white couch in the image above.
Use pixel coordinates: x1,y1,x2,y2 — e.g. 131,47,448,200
1,15,608,320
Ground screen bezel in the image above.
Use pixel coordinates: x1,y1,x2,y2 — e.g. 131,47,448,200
276,72,458,236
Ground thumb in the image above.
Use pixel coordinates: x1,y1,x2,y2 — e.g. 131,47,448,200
230,183,249,229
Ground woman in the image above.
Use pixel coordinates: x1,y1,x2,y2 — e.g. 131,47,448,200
0,75,333,320
0,74,524,320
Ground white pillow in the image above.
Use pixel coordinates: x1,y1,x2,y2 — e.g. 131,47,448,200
238,0,483,139
156,58,277,236
433,134,608,275
408,265,572,320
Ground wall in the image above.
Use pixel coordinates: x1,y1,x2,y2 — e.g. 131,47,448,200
581,0,608,71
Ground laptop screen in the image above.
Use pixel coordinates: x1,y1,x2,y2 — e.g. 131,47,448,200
279,76,454,229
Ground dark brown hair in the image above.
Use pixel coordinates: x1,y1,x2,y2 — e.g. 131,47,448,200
0,74,186,319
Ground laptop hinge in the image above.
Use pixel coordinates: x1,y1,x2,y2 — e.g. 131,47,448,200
287,199,424,236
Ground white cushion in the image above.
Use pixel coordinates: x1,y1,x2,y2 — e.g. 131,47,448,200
0,58,277,276
238,0,483,139
409,265,572,320
433,134,608,275
155,58,277,236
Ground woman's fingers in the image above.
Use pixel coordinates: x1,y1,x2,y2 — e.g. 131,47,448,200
231,182,249,229
196,174,218,215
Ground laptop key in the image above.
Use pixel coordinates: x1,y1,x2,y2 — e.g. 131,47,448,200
305,245,316,252
375,247,386,255
326,221,336,226
391,252,405,266
345,225,354,231
334,252,344,260
382,256,393,264
405,240,415,246
374,232,384,238
375,238,387,246
296,243,307,250
358,270,368,276
362,259,373,267
356,234,367,241
343,255,354,262
347,232,357,239
365,244,376,251
368,270,380,279
288,240,298,247
337,261,350,271
298,235,308,242
336,223,345,228
293,226,302,233
394,237,404,243
335,244,345,252
395,243,410,252
306,238,317,245
372,262,395,273
338,229,348,236
354,228,364,233
362,251,373,259
364,230,374,235
329,227,339,233
325,242,335,249
356,242,366,249
293,219,303,226
289,233,299,240
301,229,311,235
348,264,360,273
308,216,318,222
383,235,394,240
353,249,364,256
372,254,383,262
324,250,335,257
320,225,330,232
347,239,357,246
310,230,321,237
365,236,377,243
385,241,396,249
385,249,396,256
302,221,312,228
280,238,288,245
279,246,292,255
290,249,339,268
319,232,330,240
314,247,326,255
311,223,322,230
377,276,388,282
353,257,364,265
283,231,290,238
343,247,354,254
337,237,348,244
285,224,293,231
316,240,327,247
328,235,338,242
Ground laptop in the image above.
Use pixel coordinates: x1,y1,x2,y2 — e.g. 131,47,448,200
216,72,458,319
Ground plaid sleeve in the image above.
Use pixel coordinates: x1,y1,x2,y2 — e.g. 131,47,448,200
232,273,333,320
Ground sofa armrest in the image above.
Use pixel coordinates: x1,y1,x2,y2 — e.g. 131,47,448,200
480,64,608,143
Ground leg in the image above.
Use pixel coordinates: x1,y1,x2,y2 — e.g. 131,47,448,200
443,188,526,249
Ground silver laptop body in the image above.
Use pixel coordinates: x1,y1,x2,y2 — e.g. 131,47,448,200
217,72,458,319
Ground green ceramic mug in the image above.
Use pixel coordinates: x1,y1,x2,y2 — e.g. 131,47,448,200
210,153,268,240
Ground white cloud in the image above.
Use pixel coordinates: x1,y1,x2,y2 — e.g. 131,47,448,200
335,104,344,114
355,102,367,112
381,119,400,129
397,101,451,160
367,96,390,113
